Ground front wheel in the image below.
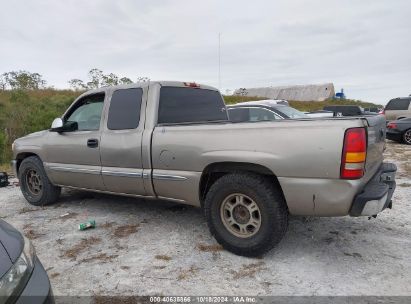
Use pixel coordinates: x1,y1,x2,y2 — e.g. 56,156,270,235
18,156,61,206
403,129,411,145
204,173,288,257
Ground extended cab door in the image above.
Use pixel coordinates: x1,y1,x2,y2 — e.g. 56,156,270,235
44,92,106,190
99,87,147,195
150,85,228,204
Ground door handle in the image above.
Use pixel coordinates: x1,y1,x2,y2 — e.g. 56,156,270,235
87,139,99,148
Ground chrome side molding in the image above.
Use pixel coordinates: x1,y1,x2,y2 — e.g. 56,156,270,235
152,174,187,181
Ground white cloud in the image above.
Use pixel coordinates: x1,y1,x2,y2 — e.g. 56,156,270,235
1,0,410,104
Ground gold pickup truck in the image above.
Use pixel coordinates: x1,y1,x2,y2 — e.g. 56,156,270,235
11,81,396,256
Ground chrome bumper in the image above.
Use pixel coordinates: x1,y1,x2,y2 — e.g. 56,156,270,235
350,163,396,217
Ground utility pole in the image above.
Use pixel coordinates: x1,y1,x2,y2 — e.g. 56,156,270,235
218,32,221,90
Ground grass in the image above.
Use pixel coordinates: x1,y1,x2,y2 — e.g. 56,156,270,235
0,163,11,173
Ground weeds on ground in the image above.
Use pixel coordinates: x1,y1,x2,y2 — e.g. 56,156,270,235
231,261,266,279
155,254,172,261
61,237,102,261
113,224,139,238
196,243,223,252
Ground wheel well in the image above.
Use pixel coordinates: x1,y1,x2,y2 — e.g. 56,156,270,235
15,153,40,175
199,162,284,205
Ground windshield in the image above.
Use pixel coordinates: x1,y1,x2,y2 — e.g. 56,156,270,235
276,106,308,118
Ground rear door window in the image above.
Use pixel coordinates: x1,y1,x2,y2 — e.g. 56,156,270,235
107,88,143,130
385,98,411,110
158,87,228,124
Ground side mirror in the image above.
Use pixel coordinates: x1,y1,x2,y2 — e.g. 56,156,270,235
51,118,63,129
50,118,78,133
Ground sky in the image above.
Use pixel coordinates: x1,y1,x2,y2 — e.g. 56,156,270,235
1,0,410,104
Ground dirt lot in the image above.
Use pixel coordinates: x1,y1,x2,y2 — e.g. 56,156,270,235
0,141,410,297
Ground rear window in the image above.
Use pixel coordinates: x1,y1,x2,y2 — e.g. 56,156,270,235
107,88,142,130
385,98,411,110
158,87,228,124
275,106,308,118
228,108,249,122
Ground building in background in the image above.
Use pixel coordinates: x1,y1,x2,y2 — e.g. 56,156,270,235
234,83,335,102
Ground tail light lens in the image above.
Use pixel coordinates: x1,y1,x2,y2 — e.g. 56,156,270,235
387,122,397,129
379,109,385,115
340,128,367,179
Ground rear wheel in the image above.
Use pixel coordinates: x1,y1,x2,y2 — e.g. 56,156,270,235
403,129,411,145
204,173,288,257
19,156,61,206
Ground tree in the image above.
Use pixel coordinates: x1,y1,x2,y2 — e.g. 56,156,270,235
119,77,133,85
1,71,46,90
87,68,104,89
0,74,6,90
67,68,147,90
102,73,119,86
68,79,87,91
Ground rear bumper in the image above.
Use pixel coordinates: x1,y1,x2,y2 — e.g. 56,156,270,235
350,162,397,216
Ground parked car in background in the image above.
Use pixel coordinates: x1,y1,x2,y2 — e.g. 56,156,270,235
382,97,411,121
12,81,396,257
387,118,411,145
305,110,334,118
323,105,377,117
0,220,53,303
364,107,381,113
227,100,308,122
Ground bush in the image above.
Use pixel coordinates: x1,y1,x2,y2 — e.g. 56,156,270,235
0,89,79,164
0,131,6,164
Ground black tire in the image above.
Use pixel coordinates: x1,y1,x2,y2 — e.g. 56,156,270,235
18,156,61,206
204,173,288,257
403,129,411,145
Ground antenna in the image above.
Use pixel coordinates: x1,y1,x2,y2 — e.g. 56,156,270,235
218,32,221,90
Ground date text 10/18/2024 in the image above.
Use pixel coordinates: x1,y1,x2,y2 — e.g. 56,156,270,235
150,297,257,303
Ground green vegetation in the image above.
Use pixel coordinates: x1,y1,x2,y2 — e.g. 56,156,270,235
0,89,80,165
0,69,382,168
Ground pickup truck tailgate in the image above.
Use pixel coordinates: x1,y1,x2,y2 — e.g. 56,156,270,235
364,115,386,178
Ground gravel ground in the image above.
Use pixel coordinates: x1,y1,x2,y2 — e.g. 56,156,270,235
0,141,410,297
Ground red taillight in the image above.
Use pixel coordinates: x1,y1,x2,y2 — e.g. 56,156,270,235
340,128,367,179
379,109,385,115
387,122,397,129
183,82,200,88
